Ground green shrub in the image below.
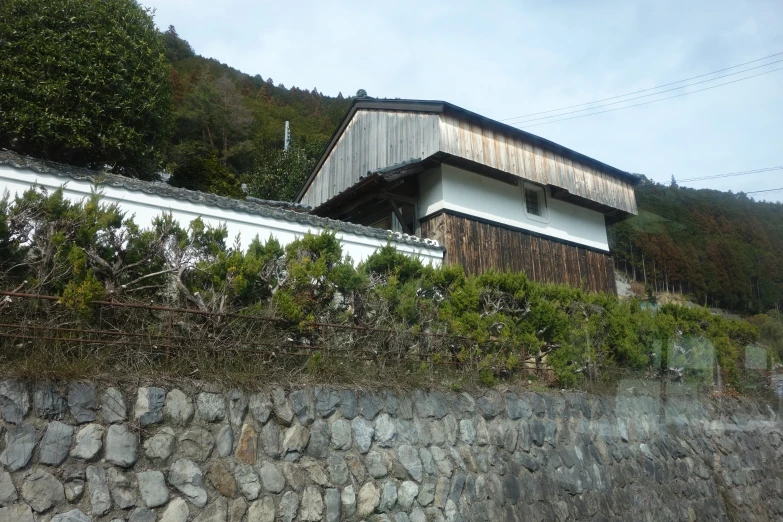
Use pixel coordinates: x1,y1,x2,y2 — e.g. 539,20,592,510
0,187,768,389
0,0,172,178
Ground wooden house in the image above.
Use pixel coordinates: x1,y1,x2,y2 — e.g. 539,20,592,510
296,99,640,294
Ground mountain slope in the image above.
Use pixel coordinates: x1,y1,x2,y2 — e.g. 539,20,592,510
608,177,783,313
160,26,353,200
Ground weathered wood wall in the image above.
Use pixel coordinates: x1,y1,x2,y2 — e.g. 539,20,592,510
301,110,441,208
301,108,637,215
421,212,617,294
438,113,637,214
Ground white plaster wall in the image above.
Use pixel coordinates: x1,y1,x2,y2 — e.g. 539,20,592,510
417,167,444,218
0,165,444,266
418,164,610,251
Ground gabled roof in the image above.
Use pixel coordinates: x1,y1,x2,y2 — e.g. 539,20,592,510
296,98,641,202
0,150,443,251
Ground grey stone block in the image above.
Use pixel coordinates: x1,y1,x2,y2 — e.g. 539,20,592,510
86,465,111,516
0,379,30,424
137,469,168,508
101,387,126,423
105,424,138,467
228,389,248,427
196,393,226,423
34,381,66,420
299,485,323,521
352,416,374,454
340,390,358,419
71,423,104,461
249,392,272,424
290,389,315,425
21,468,65,512
325,488,341,522
307,418,329,458
178,427,215,462
164,389,194,425
51,509,90,522
169,458,207,507
0,424,39,471
330,418,352,450
279,491,300,522
315,388,340,418
39,420,74,466
68,382,98,423
358,391,384,420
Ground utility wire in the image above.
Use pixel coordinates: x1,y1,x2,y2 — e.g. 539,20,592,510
506,58,783,125
673,166,783,184
512,66,783,129
746,187,783,195
501,51,783,121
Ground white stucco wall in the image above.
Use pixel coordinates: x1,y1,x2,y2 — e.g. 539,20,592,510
0,165,444,266
418,164,610,251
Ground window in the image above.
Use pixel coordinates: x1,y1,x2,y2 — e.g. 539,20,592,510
522,182,548,222
525,188,541,216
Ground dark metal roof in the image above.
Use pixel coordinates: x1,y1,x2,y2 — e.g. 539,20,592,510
0,150,444,251
296,98,642,202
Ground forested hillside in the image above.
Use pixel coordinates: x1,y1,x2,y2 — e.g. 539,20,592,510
608,177,783,314
161,27,353,200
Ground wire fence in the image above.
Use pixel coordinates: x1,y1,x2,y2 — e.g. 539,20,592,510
0,290,548,383
1,289,777,398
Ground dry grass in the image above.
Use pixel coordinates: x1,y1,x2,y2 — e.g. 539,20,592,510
0,331,490,392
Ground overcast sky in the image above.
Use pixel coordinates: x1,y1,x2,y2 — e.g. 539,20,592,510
146,0,783,201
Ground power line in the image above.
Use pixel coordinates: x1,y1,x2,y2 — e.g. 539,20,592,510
512,66,783,129
673,166,783,184
506,58,783,125
501,51,783,121
746,187,783,195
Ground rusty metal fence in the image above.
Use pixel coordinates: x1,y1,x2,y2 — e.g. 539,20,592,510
0,290,531,376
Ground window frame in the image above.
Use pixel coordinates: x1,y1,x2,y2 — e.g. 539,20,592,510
521,182,550,223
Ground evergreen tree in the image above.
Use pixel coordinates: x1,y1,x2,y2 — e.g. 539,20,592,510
608,180,783,313
0,0,173,179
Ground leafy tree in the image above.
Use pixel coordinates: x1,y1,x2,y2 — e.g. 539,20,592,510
168,73,253,173
356,89,368,98
247,140,325,201
170,153,244,199
162,25,195,62
0,0,172,179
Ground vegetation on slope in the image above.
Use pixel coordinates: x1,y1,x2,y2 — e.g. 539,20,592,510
608,177,783,314
1,188,775,391
161,27,352,200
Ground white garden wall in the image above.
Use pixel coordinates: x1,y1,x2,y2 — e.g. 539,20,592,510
0,165,444,266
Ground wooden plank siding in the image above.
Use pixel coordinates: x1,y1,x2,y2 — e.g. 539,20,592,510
301,110,441,209
301,109,637,216
437,113,637,215
421,212,618,295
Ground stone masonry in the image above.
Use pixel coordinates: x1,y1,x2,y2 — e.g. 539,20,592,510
0,379,781,521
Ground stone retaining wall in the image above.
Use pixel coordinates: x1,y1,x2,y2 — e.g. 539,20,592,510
0,380,781,521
